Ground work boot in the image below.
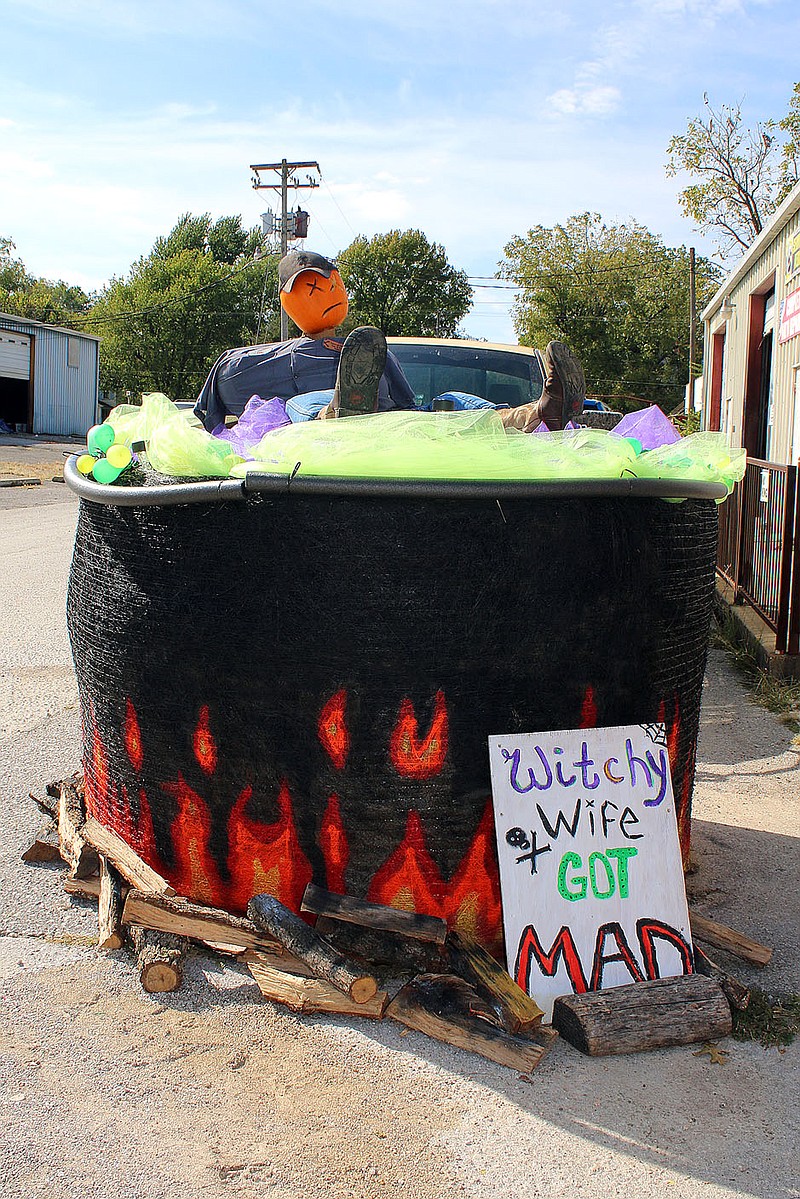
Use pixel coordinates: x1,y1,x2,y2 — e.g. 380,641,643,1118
332,326,387,417
500,341,586,433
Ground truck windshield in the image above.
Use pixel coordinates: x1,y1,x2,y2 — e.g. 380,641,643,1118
390,344,543,409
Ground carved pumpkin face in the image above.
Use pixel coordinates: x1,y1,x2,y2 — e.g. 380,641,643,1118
280,268,349,336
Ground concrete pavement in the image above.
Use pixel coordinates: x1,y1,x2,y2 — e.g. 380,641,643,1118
0,492,798,1199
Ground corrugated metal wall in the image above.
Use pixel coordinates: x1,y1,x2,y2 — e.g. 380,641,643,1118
703,204,800,465
0,315,98,436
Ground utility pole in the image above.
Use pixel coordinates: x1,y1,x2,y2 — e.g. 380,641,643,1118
250,159,320,339
688,247,697,414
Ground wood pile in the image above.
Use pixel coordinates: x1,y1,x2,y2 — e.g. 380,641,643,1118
25,776,772,1066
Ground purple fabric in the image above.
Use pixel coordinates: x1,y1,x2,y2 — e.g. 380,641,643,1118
212,395,290,456
531,420,580,434
612,405,681,450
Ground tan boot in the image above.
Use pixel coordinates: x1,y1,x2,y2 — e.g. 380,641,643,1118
501,342,586,433
499,401,547,433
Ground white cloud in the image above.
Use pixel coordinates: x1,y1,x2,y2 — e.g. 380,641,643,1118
548,85,622,117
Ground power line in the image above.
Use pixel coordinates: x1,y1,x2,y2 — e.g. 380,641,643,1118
251,158,321,338
69,253,270,329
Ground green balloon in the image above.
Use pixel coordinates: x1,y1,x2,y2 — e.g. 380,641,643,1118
625,437,643,457
87,423,115,455
92,457,122,484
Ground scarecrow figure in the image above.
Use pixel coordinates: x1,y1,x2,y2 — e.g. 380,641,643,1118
194,250,585,433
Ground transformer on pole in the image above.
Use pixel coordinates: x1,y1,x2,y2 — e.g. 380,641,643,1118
250,159,320,339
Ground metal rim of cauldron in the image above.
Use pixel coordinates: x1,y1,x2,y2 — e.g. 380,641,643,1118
64,456,729,507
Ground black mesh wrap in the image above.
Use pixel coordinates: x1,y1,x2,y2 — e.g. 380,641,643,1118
66,485,717,949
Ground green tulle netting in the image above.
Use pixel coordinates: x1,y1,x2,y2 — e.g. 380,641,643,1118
101,395,746,497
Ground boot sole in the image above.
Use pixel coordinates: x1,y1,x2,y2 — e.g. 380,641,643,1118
547,342,586,425
334,327,387,416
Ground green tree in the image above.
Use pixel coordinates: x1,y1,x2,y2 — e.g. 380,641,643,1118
0,238,89,326
499,213,722,410
88,214,280,399
666,89,800,258
336,230,472,336
778,83,800,202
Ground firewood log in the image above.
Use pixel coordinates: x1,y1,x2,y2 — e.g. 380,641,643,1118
387,974,556,1073
129,926,185,994
98,856,125,950
247,893,378,1004
552,974,732,1056
58,779,98,879
301,883,447,943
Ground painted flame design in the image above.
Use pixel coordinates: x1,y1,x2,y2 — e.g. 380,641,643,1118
318,690,350,769
226,780,312,914
193,705,218,776
389,690,449,778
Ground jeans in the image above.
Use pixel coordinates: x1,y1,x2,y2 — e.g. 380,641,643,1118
285,389,504,423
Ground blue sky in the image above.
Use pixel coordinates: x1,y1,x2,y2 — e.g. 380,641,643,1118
2,0,799,341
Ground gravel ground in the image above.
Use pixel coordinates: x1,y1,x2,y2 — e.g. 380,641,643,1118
1,484,798,1199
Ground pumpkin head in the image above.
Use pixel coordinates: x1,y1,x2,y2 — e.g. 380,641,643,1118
280,266,349,336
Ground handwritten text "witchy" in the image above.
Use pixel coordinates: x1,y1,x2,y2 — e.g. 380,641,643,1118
501,739,669,807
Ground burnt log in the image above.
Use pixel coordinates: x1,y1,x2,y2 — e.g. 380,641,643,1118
446,930,544,1034
387,973,556,1073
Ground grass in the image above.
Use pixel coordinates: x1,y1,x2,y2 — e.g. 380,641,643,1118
732,988,800,1049
711,610,800,735
0,459,66,482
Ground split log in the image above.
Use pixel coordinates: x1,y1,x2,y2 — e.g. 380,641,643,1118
247,953,388,1017
21,820,62,863
122,890,296,963
387,973,557,1073
98,856,125,950
129,926,185,994
314,915,442,978
689,910,772,967
29,789,58,819
64,875,102,901
58,779,98,879
446,931,544,1034
693,945,751,1012
551,974,732,1056
82,817,175,896
28,772,82,818
301,883,448,944
248,893,378,1005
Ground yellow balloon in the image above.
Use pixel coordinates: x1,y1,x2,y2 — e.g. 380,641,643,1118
106,443,132,469
76,454,96,476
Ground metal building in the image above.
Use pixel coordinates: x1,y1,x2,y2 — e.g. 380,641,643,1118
701,180,800,464
0,313,100,436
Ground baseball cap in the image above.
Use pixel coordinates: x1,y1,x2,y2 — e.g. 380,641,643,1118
279,250,337,293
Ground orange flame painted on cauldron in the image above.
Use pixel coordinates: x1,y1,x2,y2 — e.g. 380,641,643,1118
123,699,144,772
226,780,312,913
319,794,349,894
580,685,598,728
193,705,218,776
389,690,449,778
318,690,350,769
83,685,694,938
162,773,225,906
367,803,502,952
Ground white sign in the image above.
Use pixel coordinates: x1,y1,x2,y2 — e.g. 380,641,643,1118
779,285,800,344
489,723,693,1021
